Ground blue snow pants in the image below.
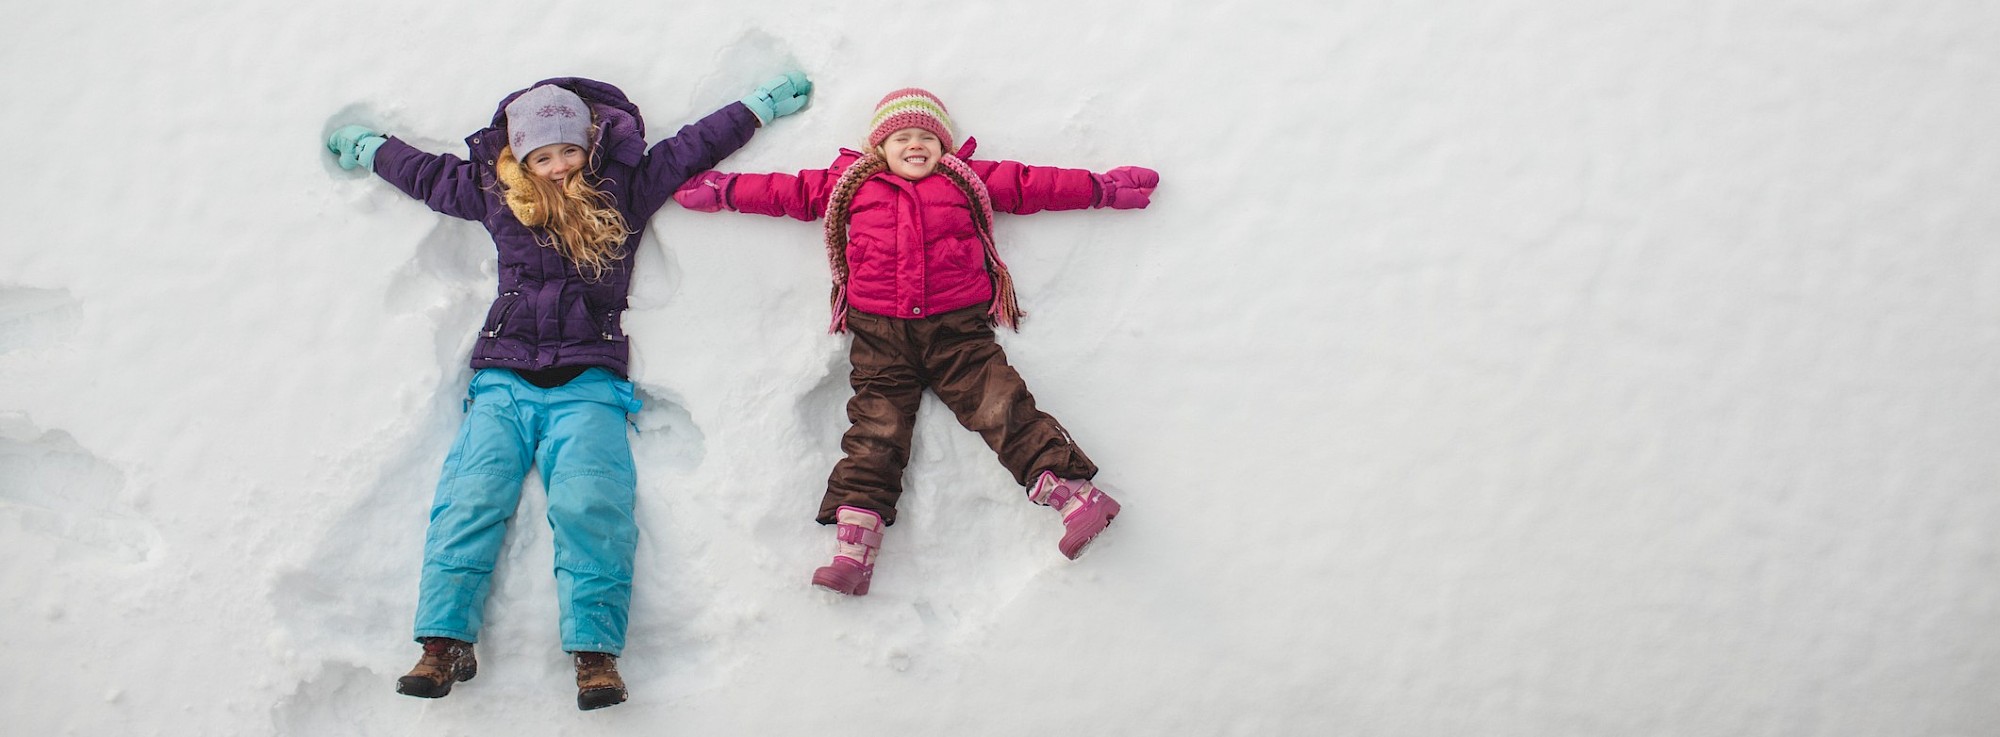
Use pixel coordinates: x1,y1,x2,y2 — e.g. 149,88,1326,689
413,367,643,655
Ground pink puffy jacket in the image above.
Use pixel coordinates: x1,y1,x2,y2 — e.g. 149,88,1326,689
720,144,1100,320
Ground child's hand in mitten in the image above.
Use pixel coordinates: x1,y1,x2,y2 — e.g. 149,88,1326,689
740,71,813,125
326,124,387,171
674,171,737,212
1093,166,1158,209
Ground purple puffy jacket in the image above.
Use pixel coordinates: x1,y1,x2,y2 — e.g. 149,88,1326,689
372,77,760,377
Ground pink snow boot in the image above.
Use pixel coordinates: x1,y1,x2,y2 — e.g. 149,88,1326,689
1028,471,1122,559
812,506,885,595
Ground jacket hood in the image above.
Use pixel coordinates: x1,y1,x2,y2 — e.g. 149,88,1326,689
473,77,647,168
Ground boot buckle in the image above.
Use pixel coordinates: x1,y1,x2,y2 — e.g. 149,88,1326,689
836,524,883,547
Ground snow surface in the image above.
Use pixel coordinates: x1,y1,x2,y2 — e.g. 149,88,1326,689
4,1,2000,735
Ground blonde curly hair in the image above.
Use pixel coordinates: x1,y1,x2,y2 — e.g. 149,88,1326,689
494,137,632,283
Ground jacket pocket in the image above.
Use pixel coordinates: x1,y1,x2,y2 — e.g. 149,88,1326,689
596,309,627,342
481,291,523,338
942,235,986,272
846,232,883,268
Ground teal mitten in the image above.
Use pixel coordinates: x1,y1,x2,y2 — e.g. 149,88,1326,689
326,124,387,171
739,72,812,125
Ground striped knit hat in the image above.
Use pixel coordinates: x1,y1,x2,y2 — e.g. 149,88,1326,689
866,88,954,153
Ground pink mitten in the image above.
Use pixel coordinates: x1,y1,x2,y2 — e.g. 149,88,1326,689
673,171,736,212
1093,166,1158,209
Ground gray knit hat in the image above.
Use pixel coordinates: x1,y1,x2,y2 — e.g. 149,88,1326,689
505,84,591,158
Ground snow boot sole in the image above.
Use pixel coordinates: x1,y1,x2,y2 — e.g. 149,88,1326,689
578,686,628,710
812,556,872,596
396,644,477,698
1059,494,1121,560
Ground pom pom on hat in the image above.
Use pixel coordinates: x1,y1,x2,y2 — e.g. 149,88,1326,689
867,88,954,153
505,84,591,159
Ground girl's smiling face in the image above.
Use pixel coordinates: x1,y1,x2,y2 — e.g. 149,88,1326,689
877,128,941,180
523,143,586,182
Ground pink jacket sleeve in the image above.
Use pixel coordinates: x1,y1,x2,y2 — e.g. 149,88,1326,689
724,168,838,222
967,159,1101,215
718,151,862,222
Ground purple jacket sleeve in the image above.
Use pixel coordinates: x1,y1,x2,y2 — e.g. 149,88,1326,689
629,102,763,218
968,159,1101,215
371,137,489,222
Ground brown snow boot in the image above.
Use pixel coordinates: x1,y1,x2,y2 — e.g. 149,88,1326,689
573,652,628,710
396,637,477,698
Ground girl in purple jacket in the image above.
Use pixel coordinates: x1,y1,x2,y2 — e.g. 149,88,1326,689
325,74,808,710
673,88,1157,596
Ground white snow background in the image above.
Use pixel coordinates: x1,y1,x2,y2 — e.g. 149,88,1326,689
3,1,1998,735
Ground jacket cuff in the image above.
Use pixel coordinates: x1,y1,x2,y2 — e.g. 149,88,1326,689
725,100,763,131
370,136,418,179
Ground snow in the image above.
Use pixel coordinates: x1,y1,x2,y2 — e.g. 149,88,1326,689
4,1,1999,735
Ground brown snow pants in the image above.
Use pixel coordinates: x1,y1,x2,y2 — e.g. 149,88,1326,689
818,303,1097,526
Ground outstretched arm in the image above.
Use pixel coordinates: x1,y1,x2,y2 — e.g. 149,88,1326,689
971,160,1158,214
369,137,491,222
326,124,489,221
971,159,1097,214
629,102,762,217
632,72,813,217
962,138,1157,214
674,161,845,222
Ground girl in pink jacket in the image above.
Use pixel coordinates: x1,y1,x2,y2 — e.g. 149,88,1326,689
674,88,1157,595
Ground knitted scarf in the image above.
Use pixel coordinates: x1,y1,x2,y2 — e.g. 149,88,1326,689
821,152,1022,333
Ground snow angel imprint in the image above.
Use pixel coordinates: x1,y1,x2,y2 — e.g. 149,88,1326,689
324,72,811,710
673,86,1158,596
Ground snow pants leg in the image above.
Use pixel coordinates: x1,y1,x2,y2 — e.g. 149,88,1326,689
537,370,641,655
414,368,642,656
820,304,1096,526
